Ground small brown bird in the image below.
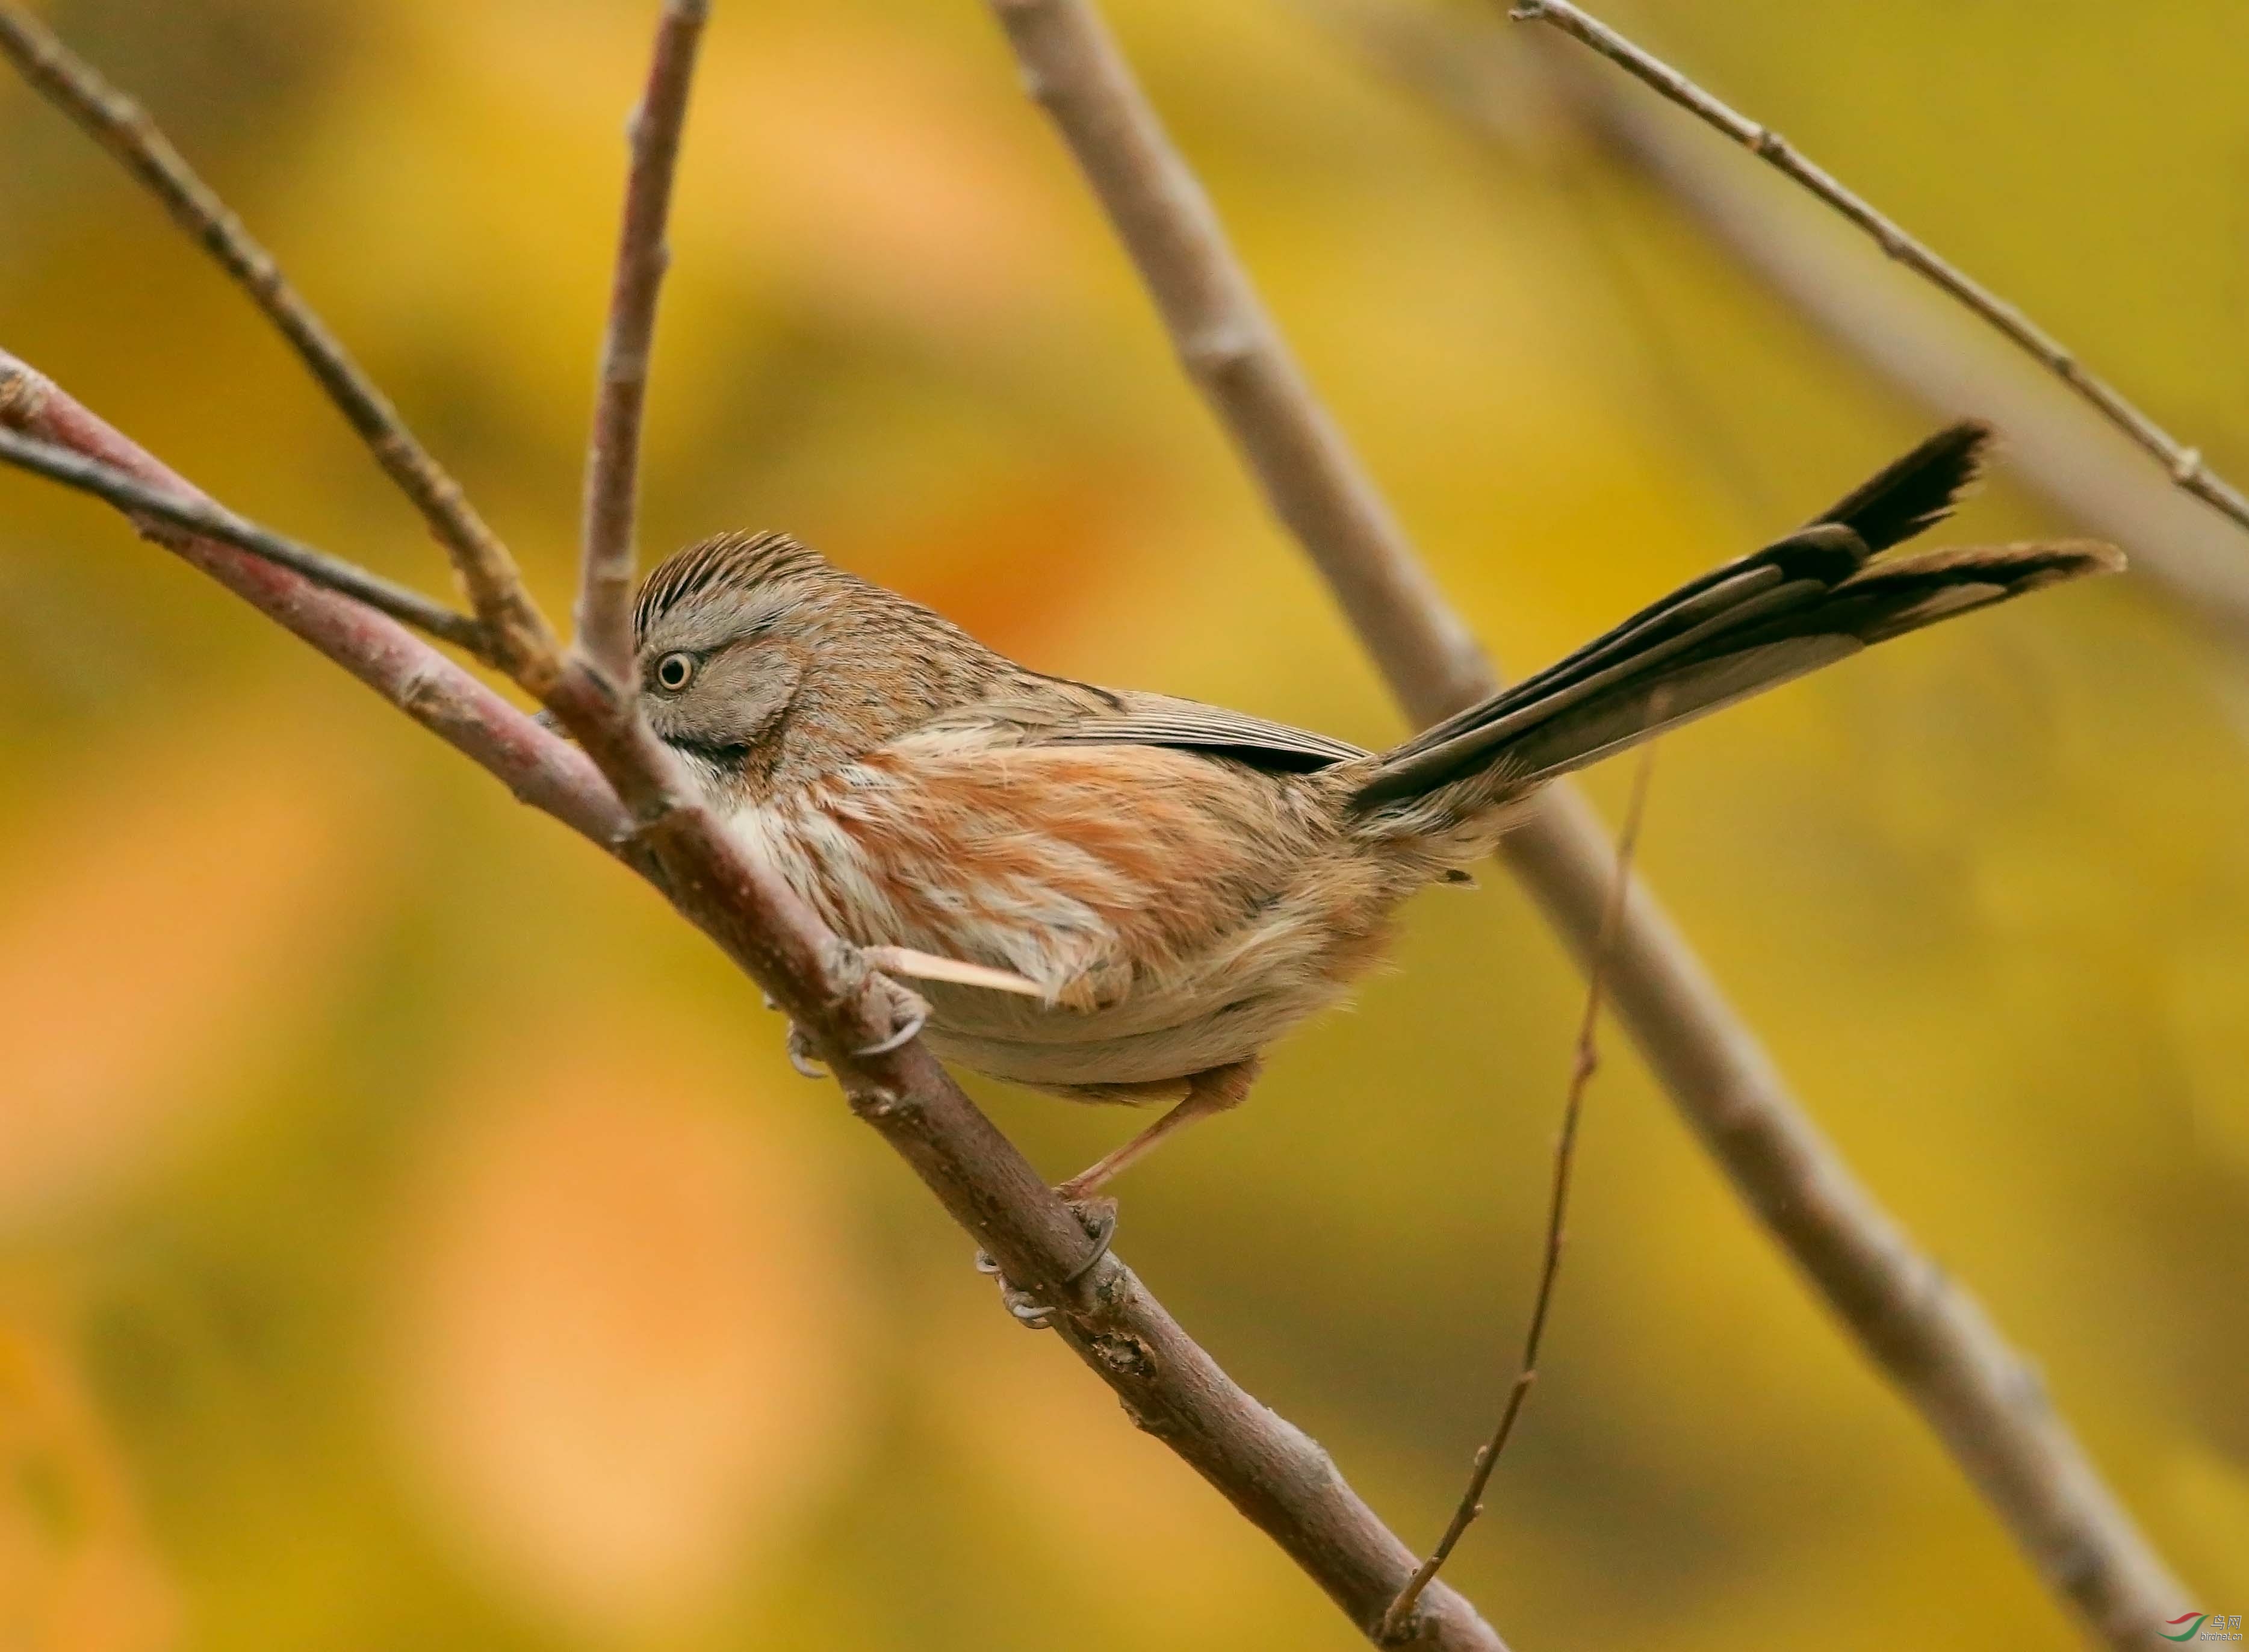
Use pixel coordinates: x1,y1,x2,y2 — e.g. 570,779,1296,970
631,422,2117,1196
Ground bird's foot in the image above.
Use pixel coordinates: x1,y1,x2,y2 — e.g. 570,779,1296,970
852,986,928,1058
973,1197,1117,1330
1061,1196,1118,1282
781,984,930,1078
973,1249,1059,1329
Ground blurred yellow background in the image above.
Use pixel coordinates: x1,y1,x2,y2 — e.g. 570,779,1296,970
4,1,2247,1648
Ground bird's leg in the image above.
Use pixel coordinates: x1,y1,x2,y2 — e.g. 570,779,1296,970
1057,1057,1263,1202
974,1061,1260,1329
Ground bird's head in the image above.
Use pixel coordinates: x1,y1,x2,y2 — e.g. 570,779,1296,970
626,530,1010,806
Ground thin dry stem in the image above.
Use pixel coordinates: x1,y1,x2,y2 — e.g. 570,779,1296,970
985,2,2192,1645
1381,746,1655,1641
1304,0,2249,653
1556,48,2249,651
0,1,558,677
1508,0,2249,539
0,424,491,657
578,0,710,688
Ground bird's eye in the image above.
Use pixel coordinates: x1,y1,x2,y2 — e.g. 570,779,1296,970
653,652,696,692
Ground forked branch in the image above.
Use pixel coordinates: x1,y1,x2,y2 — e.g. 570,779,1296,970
0,355,622,842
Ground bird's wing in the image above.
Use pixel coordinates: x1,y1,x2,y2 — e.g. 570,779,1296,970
1024,691,1370,774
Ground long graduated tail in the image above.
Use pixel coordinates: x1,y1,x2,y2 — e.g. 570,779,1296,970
1348,421,2120,815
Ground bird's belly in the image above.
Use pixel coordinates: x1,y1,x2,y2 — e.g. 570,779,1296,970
916,961,1360,1093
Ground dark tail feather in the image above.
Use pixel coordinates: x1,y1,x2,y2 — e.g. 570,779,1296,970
1347,425,2117,816
1812,418,1991,551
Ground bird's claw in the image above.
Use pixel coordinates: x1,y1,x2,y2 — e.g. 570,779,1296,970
852,985,929,1058
971,1198,1117,1330
1061,1196,1118,1285
784,1022,827,1079
783,983,927,1074
972,1249,1055,1328
1003,1282,1058,1329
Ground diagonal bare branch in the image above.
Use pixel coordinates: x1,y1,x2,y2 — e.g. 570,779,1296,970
1,336,1513,1650
1508,0,2249,542
0,1,558,677
578,0,710,688
0,424,492,658
979,2,2192,1646
985,0,1495,718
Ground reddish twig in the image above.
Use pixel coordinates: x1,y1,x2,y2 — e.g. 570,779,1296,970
1382,745,1655,1641
984,1,2192,1645
1508,0,2249,541
0,353,623,845
0,424,491,657
0,1,556,677
578,0,709,688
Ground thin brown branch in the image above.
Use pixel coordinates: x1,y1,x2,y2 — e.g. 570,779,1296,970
2,343,1515,1650
1554,49,2249,651
0,424,492,659
1382,745,1655,1641
1303,0,2249,654
981,3,2193,1647
578,0,709,688
0,2,557,678
1508,0,2249,541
